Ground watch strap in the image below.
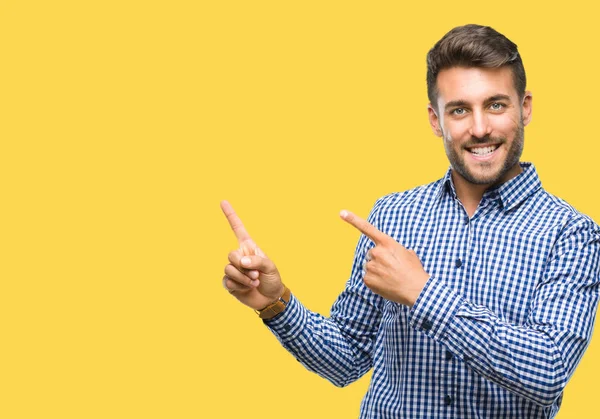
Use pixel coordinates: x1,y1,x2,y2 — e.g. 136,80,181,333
257,286,291,320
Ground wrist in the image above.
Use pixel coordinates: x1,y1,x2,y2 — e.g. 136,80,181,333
257,286,291,320
406,272,431,307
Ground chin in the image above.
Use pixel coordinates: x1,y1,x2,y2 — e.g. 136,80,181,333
464,162,519,186
468,174,503,185
452,161,501,185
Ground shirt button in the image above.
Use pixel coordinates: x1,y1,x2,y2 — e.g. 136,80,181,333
444,394,453,406
464,217,469,225
455,258,462,268
283,325,291,332
445,350,453,361
422,319,433,331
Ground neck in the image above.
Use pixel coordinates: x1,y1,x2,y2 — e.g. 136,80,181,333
452,163,522,217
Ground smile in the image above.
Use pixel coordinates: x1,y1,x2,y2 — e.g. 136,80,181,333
466,144,500,160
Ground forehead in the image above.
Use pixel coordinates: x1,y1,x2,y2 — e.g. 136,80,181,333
436,66,517,106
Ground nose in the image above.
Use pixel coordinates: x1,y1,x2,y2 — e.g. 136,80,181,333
469,110,492,139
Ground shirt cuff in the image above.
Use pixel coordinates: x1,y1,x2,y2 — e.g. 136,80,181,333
262,293,307,341
408,275,464,342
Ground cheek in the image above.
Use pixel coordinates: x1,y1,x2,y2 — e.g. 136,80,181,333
443,120,470,143
492,114,521,135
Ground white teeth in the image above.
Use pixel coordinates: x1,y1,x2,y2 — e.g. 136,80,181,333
470,145,498,156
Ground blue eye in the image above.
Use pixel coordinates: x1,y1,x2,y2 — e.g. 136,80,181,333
452,108,466,115
490,103,505,110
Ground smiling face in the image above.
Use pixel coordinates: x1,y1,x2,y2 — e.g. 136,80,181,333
428,66,532,187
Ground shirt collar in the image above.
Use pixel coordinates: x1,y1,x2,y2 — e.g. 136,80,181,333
435,167,456,200
435,162,542,211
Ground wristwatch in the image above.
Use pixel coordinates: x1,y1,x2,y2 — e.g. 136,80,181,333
257,286,291,320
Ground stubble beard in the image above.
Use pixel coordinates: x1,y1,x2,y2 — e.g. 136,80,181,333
443,121,525,186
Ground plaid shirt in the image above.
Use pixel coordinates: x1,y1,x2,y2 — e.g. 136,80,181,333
265,163,600,418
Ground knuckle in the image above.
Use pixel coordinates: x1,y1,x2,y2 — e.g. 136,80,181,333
263,257,275,272
225,265,245,281
224,264,237,276
228,250,240,263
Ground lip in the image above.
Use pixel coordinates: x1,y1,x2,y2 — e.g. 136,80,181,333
466,143,502,162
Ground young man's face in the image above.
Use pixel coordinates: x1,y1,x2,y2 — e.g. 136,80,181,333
428,66,532,187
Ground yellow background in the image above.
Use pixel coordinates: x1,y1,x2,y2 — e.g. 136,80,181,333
2,1,599,417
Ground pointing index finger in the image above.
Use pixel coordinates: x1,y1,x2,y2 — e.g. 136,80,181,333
220,200,252,243
340,209,387,244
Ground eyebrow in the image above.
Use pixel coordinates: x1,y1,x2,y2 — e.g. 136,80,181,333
444,94,513,111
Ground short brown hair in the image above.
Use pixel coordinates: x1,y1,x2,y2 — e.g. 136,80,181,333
426,24,526,109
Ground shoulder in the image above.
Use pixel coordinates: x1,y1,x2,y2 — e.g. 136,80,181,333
536,189,600,233
531,190,600,261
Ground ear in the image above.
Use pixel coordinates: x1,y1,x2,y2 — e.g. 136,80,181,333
427,103,443,137
521,91,533,126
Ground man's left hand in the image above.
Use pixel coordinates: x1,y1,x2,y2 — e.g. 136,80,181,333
340,210,430,306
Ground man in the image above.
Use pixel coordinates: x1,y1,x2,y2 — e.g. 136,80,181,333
220,24,600,418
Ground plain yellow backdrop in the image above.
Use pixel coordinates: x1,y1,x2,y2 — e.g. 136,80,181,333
2,1,599,418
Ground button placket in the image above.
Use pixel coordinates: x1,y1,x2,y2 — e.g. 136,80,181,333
441,348,456,410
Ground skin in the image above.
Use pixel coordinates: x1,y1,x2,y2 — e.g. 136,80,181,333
428,66,533,216
222,65,534,308
221,200,284,310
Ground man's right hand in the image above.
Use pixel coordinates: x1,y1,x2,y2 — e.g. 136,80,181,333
220,200,285,311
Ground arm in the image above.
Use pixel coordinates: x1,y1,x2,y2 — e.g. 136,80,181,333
221,199,384,387
264,261,383,387
264,207,384,387
408,217,600,406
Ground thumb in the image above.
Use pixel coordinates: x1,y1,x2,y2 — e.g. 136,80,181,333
240,253,277,275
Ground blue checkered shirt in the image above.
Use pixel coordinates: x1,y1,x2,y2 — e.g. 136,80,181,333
265,163,600,418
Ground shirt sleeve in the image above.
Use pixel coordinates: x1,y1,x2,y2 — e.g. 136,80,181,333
263,200,386,387
408,216,600,407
